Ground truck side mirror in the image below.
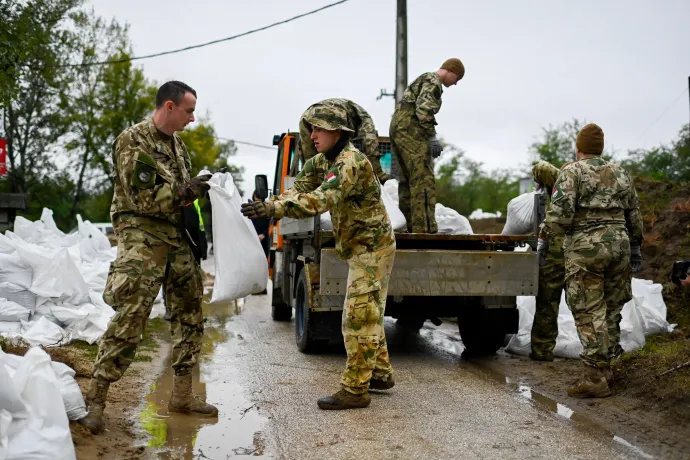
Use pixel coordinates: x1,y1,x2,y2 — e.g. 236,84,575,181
255,175,269,200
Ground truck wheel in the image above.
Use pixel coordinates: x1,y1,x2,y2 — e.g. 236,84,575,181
457,304,506,356
270,256,292,321
294,269,323,353
395,316,425,332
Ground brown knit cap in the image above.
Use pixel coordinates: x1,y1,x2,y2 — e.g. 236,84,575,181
576,123,605,155
441,58,465,80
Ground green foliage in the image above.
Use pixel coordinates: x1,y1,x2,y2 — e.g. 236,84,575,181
435,144,519,217
621,124,690,183
528,119,583,169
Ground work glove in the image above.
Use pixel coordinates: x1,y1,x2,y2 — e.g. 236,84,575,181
630,244,643,273
178,174,212,204
429,136,443,158
241,200,275,219
537,238,549,266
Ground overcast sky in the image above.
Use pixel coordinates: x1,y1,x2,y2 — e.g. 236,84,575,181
92,0,690,187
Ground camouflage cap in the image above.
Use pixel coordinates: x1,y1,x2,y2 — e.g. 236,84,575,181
304,104,354,133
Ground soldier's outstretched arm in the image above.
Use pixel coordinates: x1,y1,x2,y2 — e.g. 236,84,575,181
539,166,578,241
415,80,443,138
276,158,322,202
625,180,645,246
115,133,186,214
532,161,560,190
349,101,380,160
272,159,357,220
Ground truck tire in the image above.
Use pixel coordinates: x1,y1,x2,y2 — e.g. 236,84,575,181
270,255,292,321
457,303,507,356
395,316,425,332
294,269,324,353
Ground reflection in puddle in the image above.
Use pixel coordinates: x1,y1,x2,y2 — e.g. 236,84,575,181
137,293,271,459
421,326,656,459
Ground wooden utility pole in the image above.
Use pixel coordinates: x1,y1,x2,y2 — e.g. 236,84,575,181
391,0,408,180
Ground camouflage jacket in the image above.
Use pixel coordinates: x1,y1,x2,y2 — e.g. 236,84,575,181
391,72,443,138
273,143,395,259
540,156,644,246
298,98,384,177
110,118,193,246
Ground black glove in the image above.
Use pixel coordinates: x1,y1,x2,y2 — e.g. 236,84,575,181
241,201,275,219
190,174,212,199
537,238,549,266
429,136,443,158
630,245,643,273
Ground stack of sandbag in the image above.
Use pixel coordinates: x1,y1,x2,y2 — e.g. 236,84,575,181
0,210,116,347
505,278,674,358
469,209,502,219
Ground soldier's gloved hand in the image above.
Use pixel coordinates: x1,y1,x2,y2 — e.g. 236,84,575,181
190,174,212,199
630,244,643,273
378,172,390,185
537,237,549,265
241,200,275,219
429,136,444,158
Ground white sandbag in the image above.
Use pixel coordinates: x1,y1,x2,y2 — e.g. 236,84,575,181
0,299,31,322
502,192,537,235
0,282,35,311
20,317,69,347
631,278,673,334
383,179,400,205
435,203,473,235
0,253,32,289
208,173,268,302
50,361,87,421
0,321,22,335
0,232,16,254
1,347,76,460
382,188,406,231
469,209,502,219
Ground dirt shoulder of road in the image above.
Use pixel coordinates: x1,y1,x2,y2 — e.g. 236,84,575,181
1,317,169,460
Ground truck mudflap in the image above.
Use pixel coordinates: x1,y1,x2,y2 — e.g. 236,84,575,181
319,249,538,297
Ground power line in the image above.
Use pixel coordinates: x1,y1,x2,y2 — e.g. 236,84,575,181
48,0,350,69
636,86,689,143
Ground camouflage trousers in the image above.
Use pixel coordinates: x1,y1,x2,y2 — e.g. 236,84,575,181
341,243,396,394
565,228,632,369
531,242,565,357
390,122,437,234
92,228,204,382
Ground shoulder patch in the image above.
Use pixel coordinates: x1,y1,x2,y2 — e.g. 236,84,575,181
132,151,157,189
322,167,340,190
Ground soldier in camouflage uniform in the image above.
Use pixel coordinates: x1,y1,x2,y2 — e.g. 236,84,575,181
539,124,644,398
298,98,389,183
242,104,396,410
79,81,217,434
530,160,569,361
389,58,465,233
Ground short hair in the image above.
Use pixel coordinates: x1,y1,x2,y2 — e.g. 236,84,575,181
156,81,197,108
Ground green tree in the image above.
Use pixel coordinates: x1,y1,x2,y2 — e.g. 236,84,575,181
528,118,584,169
621,124,690,183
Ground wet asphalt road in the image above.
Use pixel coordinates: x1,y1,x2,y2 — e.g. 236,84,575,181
149,293,650,460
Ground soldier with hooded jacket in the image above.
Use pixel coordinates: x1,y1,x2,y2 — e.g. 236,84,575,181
389,58,465,233
539,123,644,398
298,98,388,183
242,104,395,410
79,81,217,434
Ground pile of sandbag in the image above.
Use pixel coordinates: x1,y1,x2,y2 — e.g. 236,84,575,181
505,278,674,358
1,347,83,459
0,209,116,347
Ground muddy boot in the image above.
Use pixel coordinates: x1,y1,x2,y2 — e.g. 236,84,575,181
78,378,110,434
602,366,614,386
317,389,371,410
369,374,395,390
567,367,612,399
529,351,554,362
168,373,218,416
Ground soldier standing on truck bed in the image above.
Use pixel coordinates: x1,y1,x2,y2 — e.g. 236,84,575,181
298,98,389,184
530,160,570,362
79,81,217,434
539,123,644,398
241,104,396,410
389,58,465,233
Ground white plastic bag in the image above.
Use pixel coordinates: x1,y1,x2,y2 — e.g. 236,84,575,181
50,361,87,421
382,188,407,231
435,204,473,235
0,299,31,322
0,282,36,311
208,173,268,302
502,192,537,235
20,317,69,347
2,347,76,460
0,253,33,289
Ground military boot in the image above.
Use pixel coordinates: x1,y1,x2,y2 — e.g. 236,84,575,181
369,374,395,390
168,373,218,416
317,389,371,410
529,351,554,362
78,378,110,434
602,366,614,386
567,367,612,399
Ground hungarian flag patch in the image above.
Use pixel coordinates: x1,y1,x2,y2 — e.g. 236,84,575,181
326,172,336,183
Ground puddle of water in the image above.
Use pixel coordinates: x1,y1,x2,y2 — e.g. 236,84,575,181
421,326,657,459
136,292,271,459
